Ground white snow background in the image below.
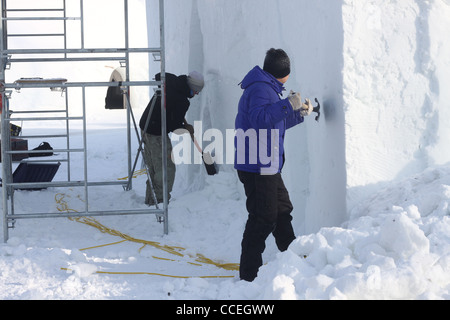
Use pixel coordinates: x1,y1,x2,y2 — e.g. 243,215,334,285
1,0,450,300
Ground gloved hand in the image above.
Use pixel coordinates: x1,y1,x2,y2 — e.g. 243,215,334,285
288,90,302,110
300,98,313,117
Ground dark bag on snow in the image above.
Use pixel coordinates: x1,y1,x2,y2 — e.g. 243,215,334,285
29,142,53,157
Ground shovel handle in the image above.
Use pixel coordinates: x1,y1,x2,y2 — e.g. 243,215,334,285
191,133,203,154
184,118,203,153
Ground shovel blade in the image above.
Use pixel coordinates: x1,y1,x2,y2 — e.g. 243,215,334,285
202,152,218,176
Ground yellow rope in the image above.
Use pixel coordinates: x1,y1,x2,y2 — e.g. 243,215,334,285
55,193,239,278
117,169,147,181
79,240,128,251
60,268,234,279
195,254,240,271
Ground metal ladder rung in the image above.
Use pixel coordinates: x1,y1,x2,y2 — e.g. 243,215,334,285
2,17,80,21
10,110,68,114
6,208,165,220
8,57,126,63
8,148,84,155
3,48,164,54
6,180,128,189
6,116,84,122
6,9,65,12
21,158,68,163
18,135,68,139
8,33,65,37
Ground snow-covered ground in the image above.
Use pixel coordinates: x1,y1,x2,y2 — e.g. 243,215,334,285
1,126,450,299
1,0,450,300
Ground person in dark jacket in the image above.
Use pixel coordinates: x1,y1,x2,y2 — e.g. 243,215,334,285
139,71,204,205
234,48,313,282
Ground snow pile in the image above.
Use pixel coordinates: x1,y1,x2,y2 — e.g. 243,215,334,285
255,165,450,299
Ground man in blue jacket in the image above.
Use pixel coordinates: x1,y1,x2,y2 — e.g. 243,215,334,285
234,48,313,281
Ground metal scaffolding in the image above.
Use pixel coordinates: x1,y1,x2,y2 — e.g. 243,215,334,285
1,0,169,242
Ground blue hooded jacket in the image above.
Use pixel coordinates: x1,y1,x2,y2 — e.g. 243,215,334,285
234,66,304,174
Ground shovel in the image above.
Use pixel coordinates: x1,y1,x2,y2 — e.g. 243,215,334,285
185,119,218,176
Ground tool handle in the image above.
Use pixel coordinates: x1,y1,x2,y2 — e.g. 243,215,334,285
184,118,203,153
191,133,203,154
313,98,321,122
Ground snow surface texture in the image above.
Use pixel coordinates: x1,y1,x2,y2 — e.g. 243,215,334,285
1,0,450,299
1,129,450,299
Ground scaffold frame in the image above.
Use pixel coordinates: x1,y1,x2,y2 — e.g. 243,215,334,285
0,0,169,242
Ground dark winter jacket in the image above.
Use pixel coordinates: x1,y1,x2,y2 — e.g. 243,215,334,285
140,73,192,135
234,66,303,174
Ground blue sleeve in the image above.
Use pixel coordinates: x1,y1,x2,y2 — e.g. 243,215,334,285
246,85,295,129
286,108,304,129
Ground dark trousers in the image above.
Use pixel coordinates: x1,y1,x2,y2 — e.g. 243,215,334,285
237,170,296,282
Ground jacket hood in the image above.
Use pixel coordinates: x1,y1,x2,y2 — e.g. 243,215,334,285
240,66,286,94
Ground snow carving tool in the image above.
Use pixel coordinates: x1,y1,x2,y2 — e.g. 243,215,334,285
313,98,321,122
185,119,218,176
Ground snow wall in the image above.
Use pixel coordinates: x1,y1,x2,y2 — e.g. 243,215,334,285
145,0,450,235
